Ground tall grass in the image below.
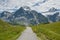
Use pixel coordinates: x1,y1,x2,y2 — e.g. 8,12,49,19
0,20,25,40
32,22,60,40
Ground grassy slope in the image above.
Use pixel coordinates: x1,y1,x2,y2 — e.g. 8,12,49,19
0,20,25,40
32,22,60,40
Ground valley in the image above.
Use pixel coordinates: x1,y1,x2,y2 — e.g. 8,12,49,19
0,3,60,40
0,19,60,40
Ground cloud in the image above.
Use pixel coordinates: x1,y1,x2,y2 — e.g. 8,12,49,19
0,0,60,15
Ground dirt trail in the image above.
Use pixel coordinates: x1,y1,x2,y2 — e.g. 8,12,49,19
17,27,39,40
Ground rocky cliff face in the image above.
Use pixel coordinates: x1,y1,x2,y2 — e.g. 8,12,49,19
0,7,60,25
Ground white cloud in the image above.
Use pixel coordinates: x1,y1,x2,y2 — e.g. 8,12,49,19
0,0,60,15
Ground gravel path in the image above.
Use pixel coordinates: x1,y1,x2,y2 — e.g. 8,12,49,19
17,27,39,40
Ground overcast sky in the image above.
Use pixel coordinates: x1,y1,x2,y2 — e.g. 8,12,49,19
0,0,60,13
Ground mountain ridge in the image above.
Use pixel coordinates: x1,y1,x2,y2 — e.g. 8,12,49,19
0,6,60,25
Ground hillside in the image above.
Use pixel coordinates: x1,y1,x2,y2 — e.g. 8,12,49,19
0,20,25,40
32,22,60,40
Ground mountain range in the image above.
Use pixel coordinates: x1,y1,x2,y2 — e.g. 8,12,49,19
0,6,60,25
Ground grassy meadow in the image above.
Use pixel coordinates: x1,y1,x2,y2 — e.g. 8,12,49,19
32,22,60,40
0,20,25,40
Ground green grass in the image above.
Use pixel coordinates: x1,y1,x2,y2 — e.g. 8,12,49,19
32,22,60,40
0,20,26,40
